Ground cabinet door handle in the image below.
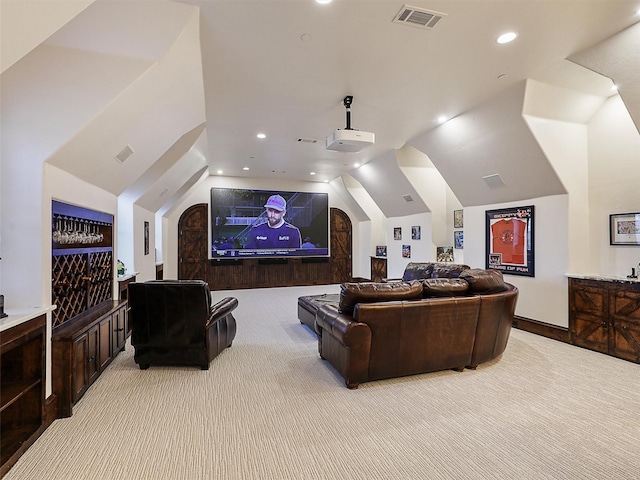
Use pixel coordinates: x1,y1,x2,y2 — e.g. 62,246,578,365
114,328,124,332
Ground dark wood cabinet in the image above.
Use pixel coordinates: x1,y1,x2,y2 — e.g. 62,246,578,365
53,301,128,418
111,303,127,355
1,314,46,477
569,277,640,363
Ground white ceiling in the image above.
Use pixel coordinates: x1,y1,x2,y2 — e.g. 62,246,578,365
185,0,639,182
2,0,639,214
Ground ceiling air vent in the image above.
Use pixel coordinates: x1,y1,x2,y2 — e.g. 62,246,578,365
393,5,446,29
402,194,414,203
115,145,134,163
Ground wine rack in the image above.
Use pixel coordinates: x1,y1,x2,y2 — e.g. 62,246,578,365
52,252,113,328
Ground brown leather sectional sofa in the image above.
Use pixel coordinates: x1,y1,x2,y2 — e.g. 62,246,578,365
314,268,518,389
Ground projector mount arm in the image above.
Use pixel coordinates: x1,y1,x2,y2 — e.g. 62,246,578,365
343,95,353,130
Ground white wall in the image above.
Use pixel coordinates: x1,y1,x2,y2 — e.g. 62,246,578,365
117,199,134,279
465,195,570,328
385,212,432,280
588,95,640,276
341,179,386,278
525,116,589,274
132,204,157,282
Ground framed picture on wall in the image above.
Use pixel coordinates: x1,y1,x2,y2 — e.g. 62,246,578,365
411,226,421,240
144,221,150,255
376,245,387,257
394,227,402,240
454,231,464,249
437,246,454,262
485,205,534,277
402,244,411,258
454,210,463,228
610,212,640,245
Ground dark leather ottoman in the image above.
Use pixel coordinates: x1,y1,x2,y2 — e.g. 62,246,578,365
298,294,340,333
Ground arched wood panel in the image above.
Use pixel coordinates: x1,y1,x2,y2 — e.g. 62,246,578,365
330,207,352,283
178,203,208,281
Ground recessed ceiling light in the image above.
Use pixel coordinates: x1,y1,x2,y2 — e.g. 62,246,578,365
437,116,448,124
216,170,223,175
243,167,250,171
310,171,316,175
256,133,266,139
316,0,332,4
354,163,360,168
497,32,517,44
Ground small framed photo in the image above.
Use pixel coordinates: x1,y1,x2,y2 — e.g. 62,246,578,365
402,244,411,258
454,231,464,249
610,212,640,245
394,227,402,240
437,246,454,262
376,245,387,257
454,210,463,228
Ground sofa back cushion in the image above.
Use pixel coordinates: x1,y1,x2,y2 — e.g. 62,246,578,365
459,269,507,294
430,263,470,278
339,281,423,313
401,262,434,281
422,278,470,297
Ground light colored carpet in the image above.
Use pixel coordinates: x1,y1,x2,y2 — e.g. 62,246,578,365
6,284,640,480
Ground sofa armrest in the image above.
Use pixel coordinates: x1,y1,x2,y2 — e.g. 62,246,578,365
205,297,238,364
316,304,372,389
207,297,239,326
316,304,370,344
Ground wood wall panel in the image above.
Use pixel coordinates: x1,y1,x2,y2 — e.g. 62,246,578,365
178,204,352,290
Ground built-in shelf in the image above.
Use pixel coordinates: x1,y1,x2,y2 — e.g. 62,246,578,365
1,314,46,477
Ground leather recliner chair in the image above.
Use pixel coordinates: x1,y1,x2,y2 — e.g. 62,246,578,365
128,280,237,370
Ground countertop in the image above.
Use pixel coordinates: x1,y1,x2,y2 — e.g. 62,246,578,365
567,273,640,284
0,305,56,332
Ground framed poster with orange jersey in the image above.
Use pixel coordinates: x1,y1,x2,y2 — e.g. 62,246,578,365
485,205,534,277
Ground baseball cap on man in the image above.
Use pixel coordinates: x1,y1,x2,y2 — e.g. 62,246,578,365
264,194,286,211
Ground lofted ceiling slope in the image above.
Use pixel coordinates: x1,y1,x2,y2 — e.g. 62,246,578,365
408,82,567,207
349,149,429,218
569,22,640,134
1,0,206,209
124,124,207,212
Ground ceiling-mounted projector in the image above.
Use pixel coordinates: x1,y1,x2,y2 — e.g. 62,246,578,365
326,96,375,152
